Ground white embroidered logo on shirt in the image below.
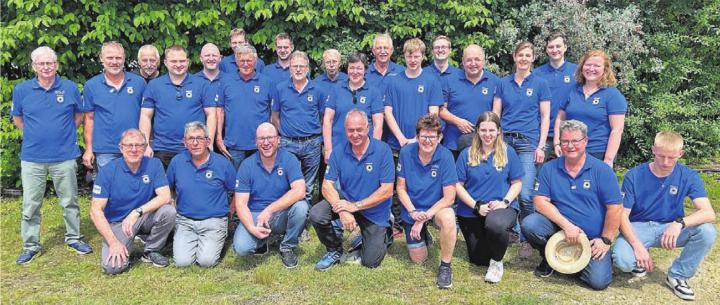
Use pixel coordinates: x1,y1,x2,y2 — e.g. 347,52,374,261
254,85,260,93
205,170,213,179
56,91,65,103
482,87,489,95
418,85,425,93
307,95,314,102
359,96,367,104
396,163,401,172
127,87,134,94
185,90,193,99
526,88,533,96
214,94,219,102
592,97,600,105
277,167,284,176
366,163,373,172
583,180,591,189
235,179,240,188
92,185,102,194
564,75,571,83
670,185,678,195
142,175,150,184
534,181,540,191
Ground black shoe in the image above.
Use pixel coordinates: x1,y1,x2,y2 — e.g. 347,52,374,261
437,265,453,289
253,243,268,256
141,251,169,268
534,258,554,278
280,249,298,269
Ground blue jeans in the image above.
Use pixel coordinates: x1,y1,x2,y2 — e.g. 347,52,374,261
612,222,717,280
280,135,322,202
228,148,257,170
504,133,538,240
96,153,122,169
233,200,309,255
521,213,614,290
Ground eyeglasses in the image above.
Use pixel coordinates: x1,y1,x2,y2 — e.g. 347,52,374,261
185,136,208,144
419,135,439,142
433,45,450,50
559,137,587,147
256,136,278,142
291,64,307,69
175,86,182,100
120,143,147,150
33,61,57,67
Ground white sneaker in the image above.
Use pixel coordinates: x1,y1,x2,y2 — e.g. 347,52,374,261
666,275,695,301
485,259,504,283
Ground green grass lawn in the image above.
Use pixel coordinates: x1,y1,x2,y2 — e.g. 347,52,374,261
2,174,719,305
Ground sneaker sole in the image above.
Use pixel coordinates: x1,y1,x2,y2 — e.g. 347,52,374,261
437,283,453,289
534,270,554,278
315,262,339,272
665,278,695,301
283,262,299,269
141,256,169,268
67,245,92,255
16,253,39,265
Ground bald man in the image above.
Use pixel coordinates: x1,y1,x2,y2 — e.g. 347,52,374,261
196,43,223,107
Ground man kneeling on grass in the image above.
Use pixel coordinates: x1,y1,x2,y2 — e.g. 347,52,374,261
232,123,309,268
166,122,236,268
90,128,176,274
612,131,717,301
396,114,458,289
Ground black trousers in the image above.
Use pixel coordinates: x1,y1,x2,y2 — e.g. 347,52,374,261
154,150,178,170
309,200,392,268
458,208,517,266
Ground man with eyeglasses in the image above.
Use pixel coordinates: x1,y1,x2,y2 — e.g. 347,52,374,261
271,51,329,204
83,41,147,171
612,131,716,301
424,35,461,84
521,119,622,290
384,38,444,237
396,114,458,289
166,122,235,268
314,49,348,100
310,109,395,271
366,33,404,94
263,33,295,86
219,28,265,73
12,46,93,265
90,128,176,274
140,45,217,169
233,123,309,268
216,43,275,169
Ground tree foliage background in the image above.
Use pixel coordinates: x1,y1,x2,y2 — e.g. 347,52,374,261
1,0,718,187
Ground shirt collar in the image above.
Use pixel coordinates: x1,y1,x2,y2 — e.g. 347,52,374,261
32,76,61,90
557,153,595,176
121,156,148,175
162,73,191,86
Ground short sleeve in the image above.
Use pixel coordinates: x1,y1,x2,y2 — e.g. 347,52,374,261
82,82,96,112
325,151,340,182
166,158,177,188
150,158,169,189
201,81,216,108
383,78,395,107
621,169,637,209
535,163,553,198
69,83,84,113
606,88,628,115
235,161,253,193
222,159,237,191
396,147,408,179
686,170,708,200
379,144,395,183
325,87,338,110
429,77,444,106
11,85,24,117
216,80,227,107
271,84,281,112
506,147,524,181
440,150,458,186
141,82,157,109
455,149,469,182
369,89,384,114
92,166,111,199
597,165,622,205
537,78,552,102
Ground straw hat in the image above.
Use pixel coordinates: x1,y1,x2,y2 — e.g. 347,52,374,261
544,231,592,274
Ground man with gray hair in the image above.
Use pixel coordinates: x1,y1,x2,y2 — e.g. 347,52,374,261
271,51,329,204
220,28,266,73
13,46,92,265
216,43,275,169
83,41,147,171
90,128,175,273
314,49,348,97
136,44,160,82
166,122,236,268
521,119,622,290
366,33,404,92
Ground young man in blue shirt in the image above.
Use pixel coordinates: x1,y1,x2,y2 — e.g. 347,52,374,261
12,46,93,265
613,131,717,301
216,43,275,169
521,120,622,290
139,45,217,168
90,129,176,274
396,114,458,289
309,109,395,270
219,28,265,73
167,122,236,268
271,51,329,203
263,33,294,86
83,41,146,170
423,35,461,94
233,123,309,268
534,32,577,159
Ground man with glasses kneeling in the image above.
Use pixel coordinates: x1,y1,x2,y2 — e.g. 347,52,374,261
90,129,176,274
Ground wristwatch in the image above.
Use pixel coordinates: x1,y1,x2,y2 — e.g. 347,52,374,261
502,198,510,205
674,217,686,229
135,207,144,217
600,236,612,246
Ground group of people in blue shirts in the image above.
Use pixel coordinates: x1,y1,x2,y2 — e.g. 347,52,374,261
10,28,716,300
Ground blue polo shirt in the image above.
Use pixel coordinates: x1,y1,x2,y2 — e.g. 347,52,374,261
142,74,215,152
83,72,146,153
534,62,577,137
167,151,236,219
326,82,384,149
423,63,461,101
271,80,328,137
326,139,395,226
235,149,304,212
622,162,707,223
383,71,444,150
561,85,627,154
194,70,225,107
220,55,266,73
365,61,404,94
534,155,622,238
93,156,168,222
218,72,274,150
397,143,457,224
263,62,290,86
442,70,499,150
314,72,348,102
11,76,83,162
455,146,524,217
495,73,551,147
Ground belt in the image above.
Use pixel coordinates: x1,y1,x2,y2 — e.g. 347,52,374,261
284,134,320,141
504,132,525,138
